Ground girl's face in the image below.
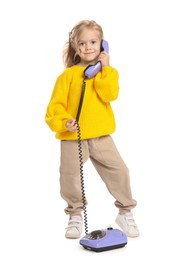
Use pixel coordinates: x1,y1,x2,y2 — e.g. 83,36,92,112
76,28,101,66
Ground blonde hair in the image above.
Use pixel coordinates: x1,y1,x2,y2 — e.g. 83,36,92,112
63,20,104,68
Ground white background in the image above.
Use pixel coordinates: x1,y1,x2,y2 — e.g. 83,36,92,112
0,0,189,259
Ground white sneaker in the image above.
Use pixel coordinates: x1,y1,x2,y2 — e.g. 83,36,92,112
65,216,82,239
116,212,139,238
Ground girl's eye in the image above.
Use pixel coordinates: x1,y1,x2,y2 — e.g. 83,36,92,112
91,41,96,45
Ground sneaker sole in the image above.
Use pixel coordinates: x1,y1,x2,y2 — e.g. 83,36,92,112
65,233,81,239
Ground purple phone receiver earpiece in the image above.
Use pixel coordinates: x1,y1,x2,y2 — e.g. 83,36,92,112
101,40,109,53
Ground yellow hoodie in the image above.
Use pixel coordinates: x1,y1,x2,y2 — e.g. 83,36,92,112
45,65,119,140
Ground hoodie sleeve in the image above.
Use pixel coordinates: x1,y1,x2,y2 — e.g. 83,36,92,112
93,66,119,102
45,71,73,133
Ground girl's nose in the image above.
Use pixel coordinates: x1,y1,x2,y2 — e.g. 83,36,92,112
85,43,91,50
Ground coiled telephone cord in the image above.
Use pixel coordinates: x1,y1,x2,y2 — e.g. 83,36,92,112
76,122,88,236
75,78,89,236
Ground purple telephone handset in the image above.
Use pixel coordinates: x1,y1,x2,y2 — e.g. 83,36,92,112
84,40,109,79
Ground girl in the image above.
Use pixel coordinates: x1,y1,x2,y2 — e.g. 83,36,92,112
45,20,139,239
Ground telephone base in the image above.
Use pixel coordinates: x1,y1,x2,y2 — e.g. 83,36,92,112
79,227,127,252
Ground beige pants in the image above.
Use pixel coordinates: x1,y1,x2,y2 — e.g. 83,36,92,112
59,135,137,217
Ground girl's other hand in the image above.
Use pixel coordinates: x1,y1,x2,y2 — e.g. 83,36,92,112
66,119,77,132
